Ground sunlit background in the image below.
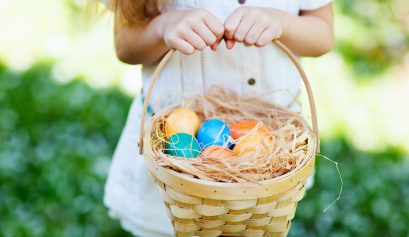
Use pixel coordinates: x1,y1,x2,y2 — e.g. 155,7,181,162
1,0,408,236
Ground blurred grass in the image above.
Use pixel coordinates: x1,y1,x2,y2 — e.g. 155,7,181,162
292,139,409,237
0,63,132,237
1,63,408,237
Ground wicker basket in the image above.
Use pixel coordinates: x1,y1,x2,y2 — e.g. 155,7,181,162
138,40,319,237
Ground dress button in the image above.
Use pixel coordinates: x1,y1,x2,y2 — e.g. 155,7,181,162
238,0,246,4
248,78,256,86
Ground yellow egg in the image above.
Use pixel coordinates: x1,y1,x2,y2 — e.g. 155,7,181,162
233,133,272,157
165,108,200,138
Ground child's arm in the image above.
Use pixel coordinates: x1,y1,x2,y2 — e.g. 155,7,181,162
114,9,224,65
224,4,334,57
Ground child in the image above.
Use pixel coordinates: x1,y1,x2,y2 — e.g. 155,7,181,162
102,1,334,236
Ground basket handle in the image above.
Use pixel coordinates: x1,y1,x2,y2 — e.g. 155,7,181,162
138,39,320,155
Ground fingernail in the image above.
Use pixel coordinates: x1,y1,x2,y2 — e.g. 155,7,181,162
210,43,218,51
226,40,234,49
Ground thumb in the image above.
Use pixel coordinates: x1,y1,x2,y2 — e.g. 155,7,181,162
225,38,235,49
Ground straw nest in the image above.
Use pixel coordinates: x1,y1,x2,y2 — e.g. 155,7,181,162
143,87,316,183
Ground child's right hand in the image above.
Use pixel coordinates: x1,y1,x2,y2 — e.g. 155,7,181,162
157,9,224,55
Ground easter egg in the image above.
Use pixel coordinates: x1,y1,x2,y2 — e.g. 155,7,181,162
230,120,271,140
200,145,236,159
197,119,232,149
233,133,271,157
165,133,201,158
165,108,200,138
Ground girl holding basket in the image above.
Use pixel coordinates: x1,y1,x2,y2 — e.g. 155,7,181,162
102,0,334,236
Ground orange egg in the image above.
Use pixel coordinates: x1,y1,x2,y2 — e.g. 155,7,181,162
230,120,271,140
165,108,200,138
200,146,236,159
233,133,271,156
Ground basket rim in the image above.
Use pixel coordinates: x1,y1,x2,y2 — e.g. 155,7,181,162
143,144,316,200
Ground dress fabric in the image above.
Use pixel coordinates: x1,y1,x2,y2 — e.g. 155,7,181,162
104,1,332,236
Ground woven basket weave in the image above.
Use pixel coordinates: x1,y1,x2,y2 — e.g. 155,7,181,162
138,40,319,237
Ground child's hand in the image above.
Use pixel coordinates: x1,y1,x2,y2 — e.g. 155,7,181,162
159,9,224,55
224,7,288,49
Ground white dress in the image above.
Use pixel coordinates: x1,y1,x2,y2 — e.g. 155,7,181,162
104,1,332,236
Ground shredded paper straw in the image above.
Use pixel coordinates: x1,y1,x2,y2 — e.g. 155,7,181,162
144,87,317,183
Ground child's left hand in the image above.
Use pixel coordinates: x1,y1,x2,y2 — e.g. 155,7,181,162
223,6,288,49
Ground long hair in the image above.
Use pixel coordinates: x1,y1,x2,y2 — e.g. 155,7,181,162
91,0,163,25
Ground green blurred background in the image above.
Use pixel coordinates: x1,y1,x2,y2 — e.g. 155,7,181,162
1,0,408,236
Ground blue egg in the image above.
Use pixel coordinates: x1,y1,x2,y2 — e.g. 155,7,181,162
197,119,232,149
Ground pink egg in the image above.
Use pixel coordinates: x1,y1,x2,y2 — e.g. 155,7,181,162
200,145,236,159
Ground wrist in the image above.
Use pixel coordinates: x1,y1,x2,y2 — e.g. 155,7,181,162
152,13,168,41
269,8,290,39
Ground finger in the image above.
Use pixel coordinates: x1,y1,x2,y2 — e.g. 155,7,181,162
243,42,251,47
193,22,217,45
256,26,280,47
244,22,268,46
172,38,196,55
210,43,217,51
224,8,245,39
225,38,235,49
210,37,223,51
202,13,225,41
181,31,207,50
234,16,256,43
210,41,219,51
